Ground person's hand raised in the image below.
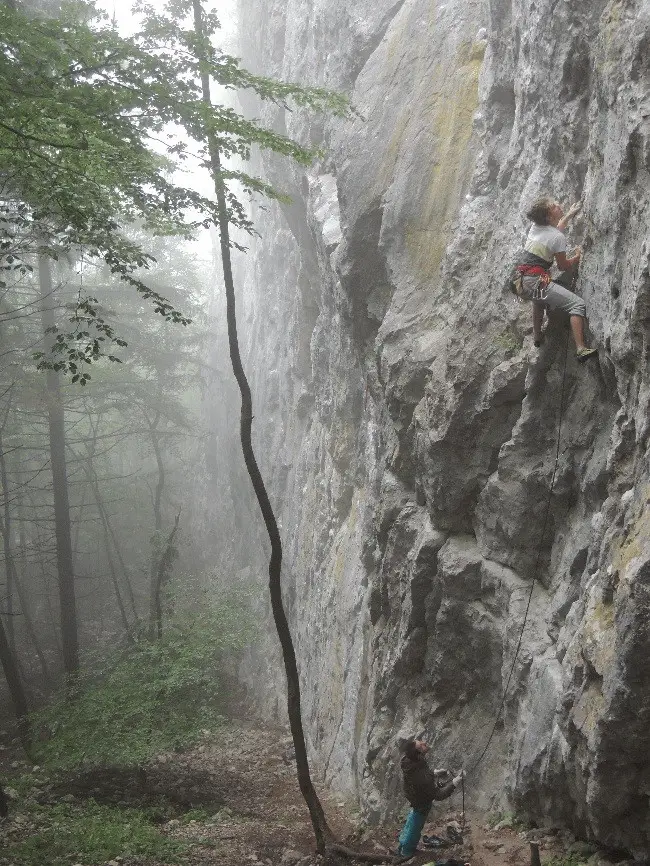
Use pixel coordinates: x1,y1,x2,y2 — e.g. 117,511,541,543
566,201,582,219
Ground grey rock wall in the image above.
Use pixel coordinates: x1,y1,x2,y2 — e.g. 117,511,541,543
230,0,650,854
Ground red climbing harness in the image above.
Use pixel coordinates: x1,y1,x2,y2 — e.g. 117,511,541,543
513,264,551,301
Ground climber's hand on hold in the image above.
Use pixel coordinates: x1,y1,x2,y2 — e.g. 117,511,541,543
452,769,466,788
566,201,582,220
558,201,582,231
557,247,582,272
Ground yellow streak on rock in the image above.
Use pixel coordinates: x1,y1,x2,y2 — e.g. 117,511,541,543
405,43,482,282
612,488,650,579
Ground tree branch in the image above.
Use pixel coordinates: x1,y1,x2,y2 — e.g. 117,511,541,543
0,120,88,151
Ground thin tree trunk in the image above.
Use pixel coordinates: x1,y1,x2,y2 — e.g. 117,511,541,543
68,445,133,640
152,510,181,640
145,412,165,639
95,489,138,624
81,442,139,622
0,454,49,679
71,483,88,573
149,418,164,533
102,523,132,639
39,254,79,677
25,487,63,655
39,555,62,655
68,443,136,637
12,562,49,680
191,0,331,852
3,556,16,656
84,414,139,622
190,10,398,862
0,610,29,746
0,432,17,656
72,420,99,569
9,461,49,679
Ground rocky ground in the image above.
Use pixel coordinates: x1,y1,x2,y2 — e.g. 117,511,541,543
0,721,629,866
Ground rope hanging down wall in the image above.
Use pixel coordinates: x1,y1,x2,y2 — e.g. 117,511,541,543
454,285,577,834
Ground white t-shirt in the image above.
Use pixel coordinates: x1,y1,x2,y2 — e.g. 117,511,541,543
524,224,567,264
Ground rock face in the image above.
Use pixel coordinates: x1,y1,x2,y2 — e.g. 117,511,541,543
225,0,650,855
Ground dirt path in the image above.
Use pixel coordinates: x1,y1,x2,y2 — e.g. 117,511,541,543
125,723,573,866
0,720,595,866
152,723,355,865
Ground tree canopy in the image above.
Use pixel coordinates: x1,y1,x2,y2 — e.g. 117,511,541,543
1,0,348,374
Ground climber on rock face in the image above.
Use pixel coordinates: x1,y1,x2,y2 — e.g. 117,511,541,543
514,196,597,361
396,737,465,859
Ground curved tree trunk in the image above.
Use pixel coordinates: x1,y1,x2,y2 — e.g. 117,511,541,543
191,8,399,862
191,0,331,852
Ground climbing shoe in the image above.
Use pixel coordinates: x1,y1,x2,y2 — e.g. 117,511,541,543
533,335,544,348
576,346,597,361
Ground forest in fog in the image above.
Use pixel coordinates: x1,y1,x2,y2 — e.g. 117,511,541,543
2,223,223,680
3,0,650,862
0,0,260,730
0,0,349,832
0,0,348,781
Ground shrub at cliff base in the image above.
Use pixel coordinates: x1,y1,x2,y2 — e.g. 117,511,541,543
31,592,256,769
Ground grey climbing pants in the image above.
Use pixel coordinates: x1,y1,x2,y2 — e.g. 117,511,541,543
522,269,586,318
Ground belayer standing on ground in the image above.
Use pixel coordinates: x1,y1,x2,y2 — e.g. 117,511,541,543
397,738,465,858
514,197,597,361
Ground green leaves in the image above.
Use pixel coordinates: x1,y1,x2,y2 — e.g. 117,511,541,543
0,0,348,254
2,800,187,866
31,592,256,769
1,0,350,377
33,296,134,383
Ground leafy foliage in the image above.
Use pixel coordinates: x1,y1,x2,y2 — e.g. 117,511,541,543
31,592,256,768
32,300,128,385
0,800,187,866
0,0,350,375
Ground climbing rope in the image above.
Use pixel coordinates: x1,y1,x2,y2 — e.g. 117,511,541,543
470,323,571,775
460,773,465,836
452,292,575,837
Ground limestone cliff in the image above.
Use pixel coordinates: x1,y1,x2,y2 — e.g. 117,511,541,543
227,0,650,854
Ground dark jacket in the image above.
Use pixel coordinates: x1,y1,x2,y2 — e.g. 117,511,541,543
400,754,456,811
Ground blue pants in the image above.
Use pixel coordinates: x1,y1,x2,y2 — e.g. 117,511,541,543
398,806,430,856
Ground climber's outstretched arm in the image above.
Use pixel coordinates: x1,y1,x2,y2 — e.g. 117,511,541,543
557,201,582,232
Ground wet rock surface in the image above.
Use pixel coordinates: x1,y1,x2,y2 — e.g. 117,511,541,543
225,0,650,856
